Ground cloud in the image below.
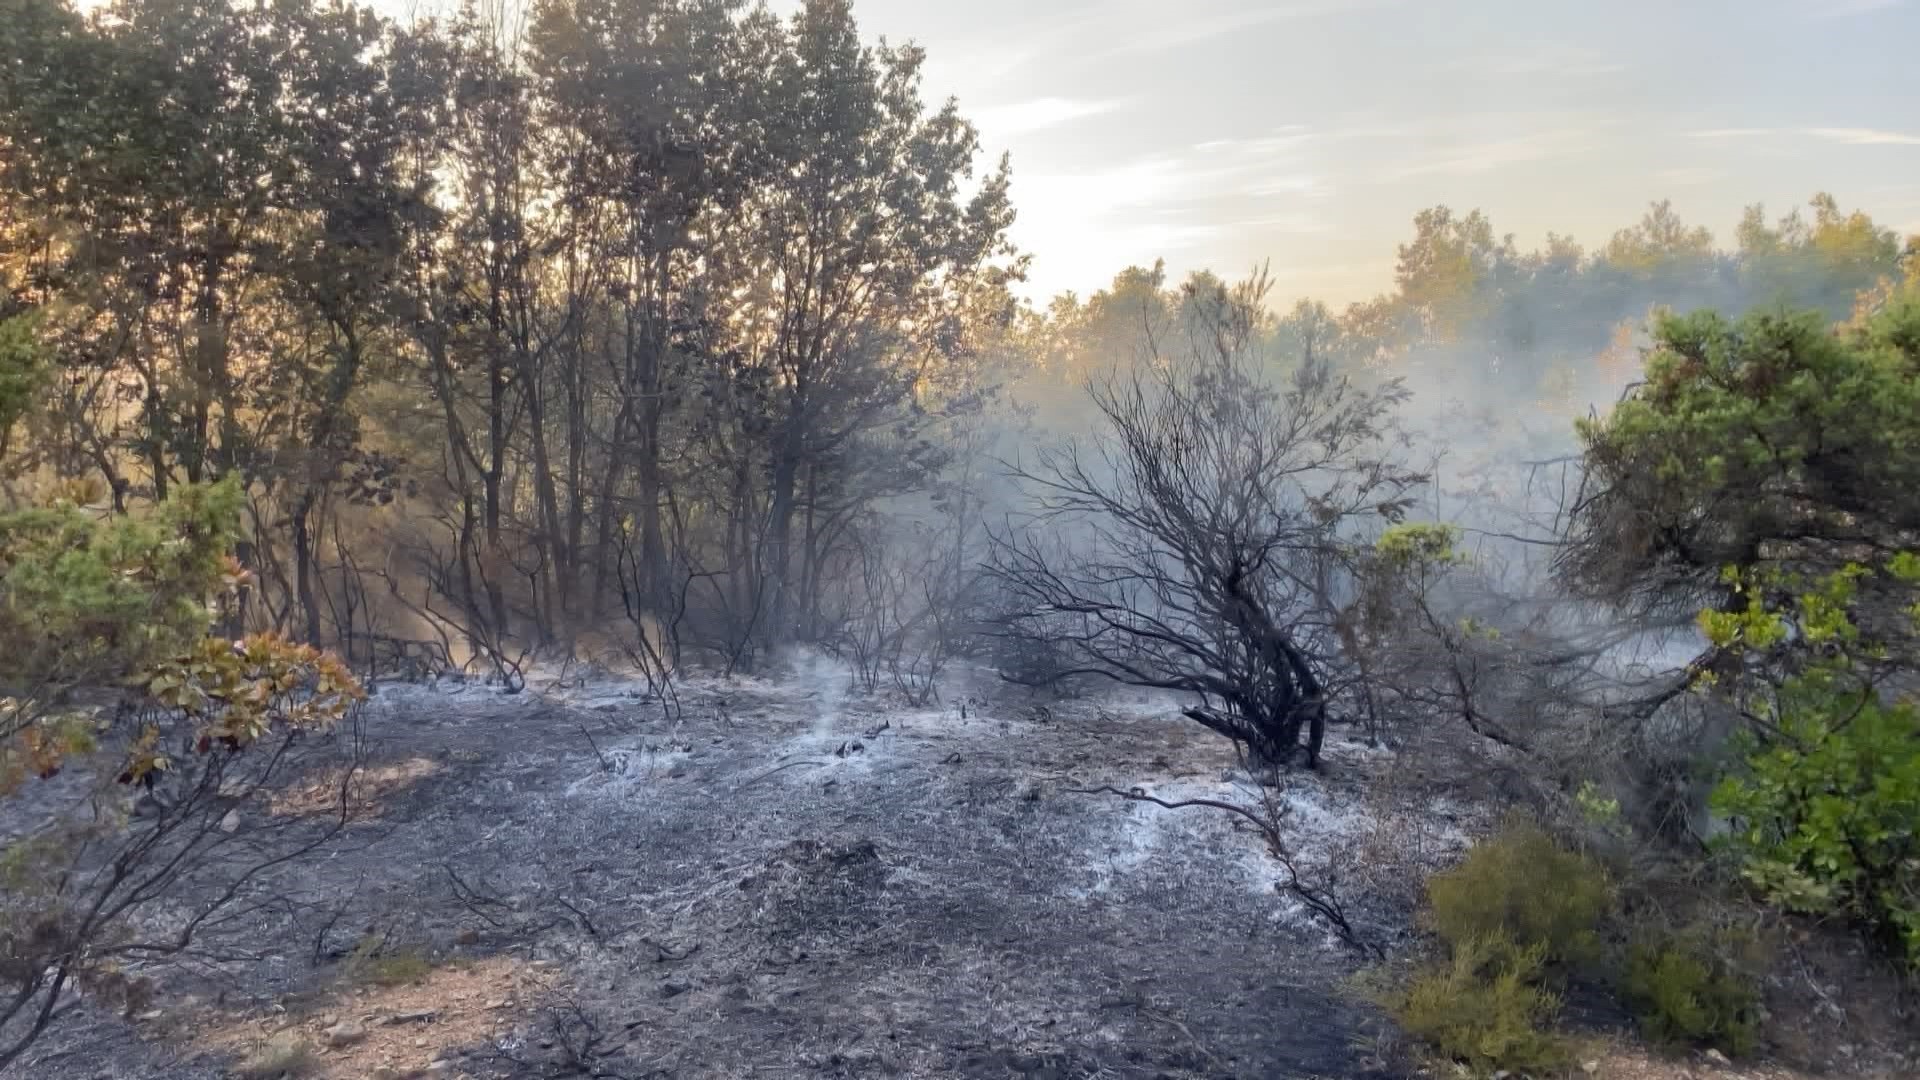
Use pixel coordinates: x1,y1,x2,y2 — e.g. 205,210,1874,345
969,97,1121,137
1376,129,1595,181
1654,166,1725,186
1443,48,1629,80
1802,0,1903,18
1687,126,1920,145
1091,0,1399,60
1807,127,1920,146
1246,174,1324,198
1226,212,1334,234
949,0,1398,81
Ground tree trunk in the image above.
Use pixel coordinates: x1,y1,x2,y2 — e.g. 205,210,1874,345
590,399,633,618
292,491,322,645
526,375,565,636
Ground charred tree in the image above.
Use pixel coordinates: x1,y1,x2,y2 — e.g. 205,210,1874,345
985,272,1424,770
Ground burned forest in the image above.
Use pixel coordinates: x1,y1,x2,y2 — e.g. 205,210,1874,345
2,1,1919,1078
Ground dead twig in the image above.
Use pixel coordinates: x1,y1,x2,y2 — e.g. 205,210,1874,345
1064,784,1372,954
736,759,827,789
443,865,513,929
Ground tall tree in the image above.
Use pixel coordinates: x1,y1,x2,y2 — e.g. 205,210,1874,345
707,0,1015,642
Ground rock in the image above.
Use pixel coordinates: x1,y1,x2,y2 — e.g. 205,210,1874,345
370,1067,403,1080
661,981,690,999
324,1020,368,1047
484,998,509,1009
219,808,241,833
1704,1048,1730,1066
425,1061,453,1075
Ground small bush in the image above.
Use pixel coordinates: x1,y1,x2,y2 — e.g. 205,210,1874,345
1623,930,1761,1055
1711,690,1920,965
343,937,432,987
1426,818,1613,966
234,1032,316,1079
1389,933,1572,1078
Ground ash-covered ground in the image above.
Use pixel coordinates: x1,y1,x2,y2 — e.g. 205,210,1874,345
15,660,1479,1080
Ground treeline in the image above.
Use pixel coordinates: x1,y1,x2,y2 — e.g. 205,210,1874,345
3,0,1915,682
0,0,1019,678
1027,197,1914,407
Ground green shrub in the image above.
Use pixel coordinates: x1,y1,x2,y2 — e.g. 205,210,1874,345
1622,930,1761,1055
342,937,433,987
1705,558,1920,966
1426,818,1613,966
1389,933,1572,1078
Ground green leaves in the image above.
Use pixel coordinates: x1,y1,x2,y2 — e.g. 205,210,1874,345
0,313,48,457
1704,553,1920,965
1567,299,1920,619
0,479,241,702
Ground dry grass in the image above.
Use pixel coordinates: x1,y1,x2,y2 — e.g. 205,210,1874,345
197,955,553,1079
232,1031,317,1079
1577,1039,1903,1080
272,757,442,820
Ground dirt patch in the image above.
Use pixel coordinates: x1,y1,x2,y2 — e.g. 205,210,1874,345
273,756,445,819
198,955,548,1079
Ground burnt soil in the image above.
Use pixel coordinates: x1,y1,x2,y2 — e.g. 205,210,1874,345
11,664,1454,1080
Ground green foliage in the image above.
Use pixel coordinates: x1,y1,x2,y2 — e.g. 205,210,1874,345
0,312,47,455
1622,929,1761,1055
343,937,432,987
0,480,241,675
0,481,247,787
1380,822,1620,1075
1574,780,1623,832
1568,299,1920,611
1426,819,1613,966
1387,934,1572,1078
1700,554,1920,965
1374,522,1465,570
1711,691,1920,961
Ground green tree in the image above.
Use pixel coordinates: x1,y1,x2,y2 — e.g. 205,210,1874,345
1394,206,1512,342
706,0,1016,642
1563,298,1920,626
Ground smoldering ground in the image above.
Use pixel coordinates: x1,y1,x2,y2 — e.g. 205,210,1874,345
11,661,1475,1080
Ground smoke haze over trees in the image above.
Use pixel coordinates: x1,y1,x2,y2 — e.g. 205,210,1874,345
2,0,1920,1075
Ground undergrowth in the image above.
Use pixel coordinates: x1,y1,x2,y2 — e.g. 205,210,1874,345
1378,817,1764,1075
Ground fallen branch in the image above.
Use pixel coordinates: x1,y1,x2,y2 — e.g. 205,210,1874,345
736,759,827,789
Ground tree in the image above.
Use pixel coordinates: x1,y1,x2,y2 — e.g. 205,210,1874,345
0,468,365,1068
1603,200,1715,273
1736,193,1902,319
528,0,761,621
986,273,1424,769
1562,299,1920,629
1394,206,1513,343
704,0,1016,644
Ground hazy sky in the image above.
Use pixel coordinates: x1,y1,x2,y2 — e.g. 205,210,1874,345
762,0,1920,308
